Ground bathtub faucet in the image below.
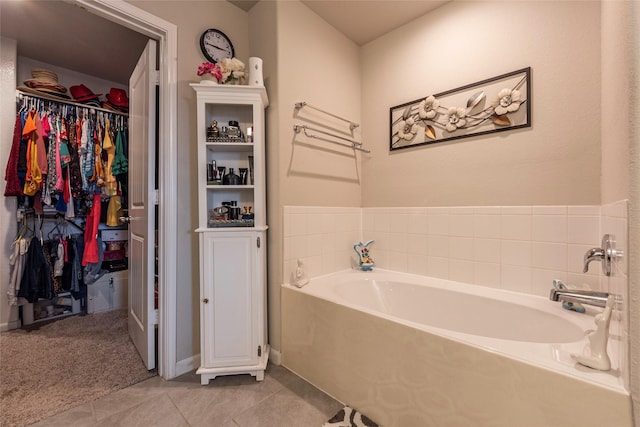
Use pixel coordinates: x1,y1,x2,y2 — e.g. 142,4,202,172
549,288,610,308
583,234,621,277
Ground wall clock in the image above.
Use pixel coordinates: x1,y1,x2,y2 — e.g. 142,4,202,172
200,28,234,63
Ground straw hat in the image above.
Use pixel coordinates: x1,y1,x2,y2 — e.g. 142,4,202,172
23,68,67,94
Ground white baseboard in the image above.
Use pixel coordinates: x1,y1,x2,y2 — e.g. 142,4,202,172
175,354,199,377
269,348,282,365
175,349,280,378
0,320,20,332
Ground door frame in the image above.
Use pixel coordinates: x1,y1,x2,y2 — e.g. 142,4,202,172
74,0,178,380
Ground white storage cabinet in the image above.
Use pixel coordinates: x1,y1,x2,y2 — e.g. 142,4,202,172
190,83,269,384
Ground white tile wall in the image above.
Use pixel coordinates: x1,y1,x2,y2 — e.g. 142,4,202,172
283,206,362,285
601,200,629,389
284,203,627,299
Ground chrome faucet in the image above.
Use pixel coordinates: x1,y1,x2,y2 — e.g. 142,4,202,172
583,234,620,276
549,287,610,308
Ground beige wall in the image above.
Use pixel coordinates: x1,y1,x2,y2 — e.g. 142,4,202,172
128,0,250,363
0,37,19,331
248,1,282,358
360,1,601,207
601,1,631,204
618,0,640,422
250,1,362,354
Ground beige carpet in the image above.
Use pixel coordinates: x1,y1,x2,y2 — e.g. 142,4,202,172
0,309,156,426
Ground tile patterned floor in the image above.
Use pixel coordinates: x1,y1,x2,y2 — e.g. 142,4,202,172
31,364,343,427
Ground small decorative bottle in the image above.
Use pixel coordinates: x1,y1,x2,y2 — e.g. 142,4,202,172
238,168,248,185
223,168,242,185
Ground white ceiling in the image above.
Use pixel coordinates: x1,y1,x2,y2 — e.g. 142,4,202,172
0,0,149,84
1,0,447,85
230,1,448,46
299,0,448,46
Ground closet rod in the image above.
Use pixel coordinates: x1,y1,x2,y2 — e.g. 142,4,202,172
293,124,370,153
16,90,128,117
294,101,359,130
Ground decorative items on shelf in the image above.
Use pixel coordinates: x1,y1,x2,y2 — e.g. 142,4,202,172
196,58,246,85
208,201,254,228
222,168,242,185
207,160,253,186
238,168,248,185
207,160,217,184
248,156,254,185
206,120,253,143
248,57,263,87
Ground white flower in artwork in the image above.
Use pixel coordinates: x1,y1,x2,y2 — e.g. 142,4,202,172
418,95,439,119
398,117,418,140
494,88,521,115
445,107,467,132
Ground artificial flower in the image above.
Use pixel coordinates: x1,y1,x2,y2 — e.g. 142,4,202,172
418,95,439,119
494,88,521,115
197,62,223,82
445,107,467,132
218,58,246,84
398,117,418,140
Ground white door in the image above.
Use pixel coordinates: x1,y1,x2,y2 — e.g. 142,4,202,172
128,39,157,370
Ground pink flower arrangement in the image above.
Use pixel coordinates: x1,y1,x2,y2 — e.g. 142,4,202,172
197,62,223,82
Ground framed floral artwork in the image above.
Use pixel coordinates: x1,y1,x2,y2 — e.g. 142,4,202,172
390,67,531,151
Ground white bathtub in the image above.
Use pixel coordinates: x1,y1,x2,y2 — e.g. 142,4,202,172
282,269,632,427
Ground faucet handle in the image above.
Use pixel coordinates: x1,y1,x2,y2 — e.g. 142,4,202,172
583,234,621,277
583,247,605,273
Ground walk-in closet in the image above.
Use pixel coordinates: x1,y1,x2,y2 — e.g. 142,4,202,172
0,1,156,425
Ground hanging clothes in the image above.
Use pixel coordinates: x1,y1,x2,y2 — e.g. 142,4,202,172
66,117,84,201
34,112,48,175
62,235,84,298
22,110,42,197
81,193,101,266
102,119,118,197
8,234,31,306
4,115,24,197
17,237,52,303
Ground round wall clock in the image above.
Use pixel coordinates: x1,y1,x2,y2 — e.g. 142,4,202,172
199,28,234,63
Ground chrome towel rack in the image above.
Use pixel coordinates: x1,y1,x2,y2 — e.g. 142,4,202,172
295,101,360,131
293,124,370,153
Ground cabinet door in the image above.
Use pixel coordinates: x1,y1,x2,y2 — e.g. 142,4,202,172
201,233,257,368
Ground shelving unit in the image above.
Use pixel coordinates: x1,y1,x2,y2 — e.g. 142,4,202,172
190,83,269,384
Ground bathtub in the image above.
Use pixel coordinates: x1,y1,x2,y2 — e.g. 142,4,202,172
281,269,632,427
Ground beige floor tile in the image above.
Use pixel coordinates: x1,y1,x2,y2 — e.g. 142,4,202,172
94,393,188,427
232,385,343,427
91,380,166,421
29,402,96,427
32,363,342,427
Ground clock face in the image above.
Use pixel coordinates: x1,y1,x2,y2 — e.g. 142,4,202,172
200,29,234,63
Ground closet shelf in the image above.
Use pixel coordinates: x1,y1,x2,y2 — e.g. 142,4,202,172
17,89,128,117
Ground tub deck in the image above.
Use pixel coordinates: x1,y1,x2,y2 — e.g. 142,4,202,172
282,269,632,427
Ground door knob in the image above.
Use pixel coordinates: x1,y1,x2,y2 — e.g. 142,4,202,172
119,216,133,224
203,298,209,303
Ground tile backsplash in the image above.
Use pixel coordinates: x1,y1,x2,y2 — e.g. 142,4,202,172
283,202,628,299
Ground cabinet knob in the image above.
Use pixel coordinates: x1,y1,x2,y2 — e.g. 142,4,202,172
203,298,209,304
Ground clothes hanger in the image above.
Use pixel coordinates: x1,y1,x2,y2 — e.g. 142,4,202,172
48,216,64,241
